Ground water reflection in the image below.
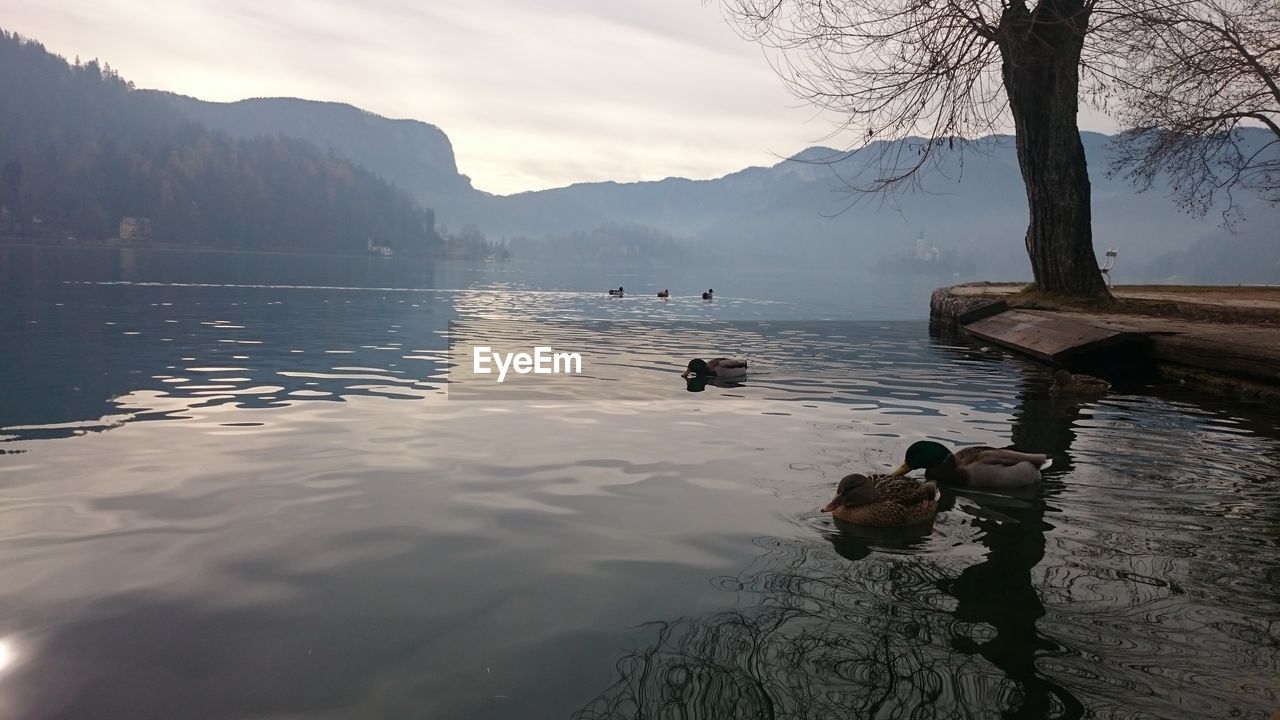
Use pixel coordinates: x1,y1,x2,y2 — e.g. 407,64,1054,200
576,371,1086,718
0,637,13,674
940,358,1085,716
578,507,1275,719
577,366,1279,719
3,247,1279,719
576,536,1010,719
683,376,745,393
0,527,519,720
0,282,450,439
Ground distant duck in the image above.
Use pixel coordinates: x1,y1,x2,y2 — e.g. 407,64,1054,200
892,440,1050,488
681,357,747,381
1051,369,1110,395
657,289,670,298
701,289,714,300
822,473,940,527
608,286,624,297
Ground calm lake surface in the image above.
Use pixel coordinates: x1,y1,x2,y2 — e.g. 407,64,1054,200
1,246,1277,719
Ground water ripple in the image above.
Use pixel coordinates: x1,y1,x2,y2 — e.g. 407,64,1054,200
0,259,1277,719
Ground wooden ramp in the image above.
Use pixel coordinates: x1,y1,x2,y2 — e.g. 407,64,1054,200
963,309,1146,363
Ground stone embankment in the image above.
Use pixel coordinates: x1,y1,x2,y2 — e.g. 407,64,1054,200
931,283,1280,403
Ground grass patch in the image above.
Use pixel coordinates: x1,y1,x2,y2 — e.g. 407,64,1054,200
1007,286,1120,312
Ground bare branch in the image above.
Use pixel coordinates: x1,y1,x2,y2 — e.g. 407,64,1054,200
1102,0,1280,215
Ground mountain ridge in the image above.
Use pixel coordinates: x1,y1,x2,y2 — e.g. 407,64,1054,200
0,30,445,256
148,91,478,204
4,26,1275,281
471,129,1275,281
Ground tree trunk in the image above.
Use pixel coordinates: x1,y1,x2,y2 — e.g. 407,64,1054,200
997,0,1110,298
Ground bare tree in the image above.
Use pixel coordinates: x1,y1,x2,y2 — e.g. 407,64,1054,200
1106,0,1280,218
723,0,1114,297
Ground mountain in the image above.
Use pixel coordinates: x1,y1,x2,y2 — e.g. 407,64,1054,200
148,93,476,207
0,30,443,256
1142,224,1280,284
152,81,1268,279
4,26,1274,280
467,131,1278,280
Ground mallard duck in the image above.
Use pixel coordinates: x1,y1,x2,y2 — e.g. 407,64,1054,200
1051,369,1110,395
891,440,1050,488
701,289,714,300
822,473,940,527
681,357,747,380
657,289,670,298
608,286,624,296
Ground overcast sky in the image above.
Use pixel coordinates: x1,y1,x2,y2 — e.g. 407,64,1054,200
2,0,1116,195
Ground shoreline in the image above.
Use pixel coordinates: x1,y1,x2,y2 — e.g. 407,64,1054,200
0,237,450,261
930,282,1280,404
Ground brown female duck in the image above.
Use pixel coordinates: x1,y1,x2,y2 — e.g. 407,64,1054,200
821,473,940,527
1051,369,1110,395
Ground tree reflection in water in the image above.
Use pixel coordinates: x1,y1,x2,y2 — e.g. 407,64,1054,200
574,527,1085,719
576,367,1094,718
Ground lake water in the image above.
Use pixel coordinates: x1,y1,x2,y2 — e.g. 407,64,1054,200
1,246,1277,719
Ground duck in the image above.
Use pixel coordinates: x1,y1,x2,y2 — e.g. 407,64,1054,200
681,357,747,381
891,440,1050,488
608,286,624,296
701,289,714,300
1051,368,1110,395
822,473,940,527
657,289,669,298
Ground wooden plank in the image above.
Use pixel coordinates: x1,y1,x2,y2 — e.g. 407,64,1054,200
956,299,1008,325
963,309,1142,363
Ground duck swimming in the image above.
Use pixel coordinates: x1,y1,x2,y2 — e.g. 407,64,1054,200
1051,369,1110,395
701,289,713,300
681,357,747,381
608,286,624,296
822,473,940,527
891,440,1050,488
657,289,669,298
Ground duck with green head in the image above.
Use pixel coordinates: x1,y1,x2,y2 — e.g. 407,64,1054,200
681,357,747,381
892,440,1050,488
822,473,940,527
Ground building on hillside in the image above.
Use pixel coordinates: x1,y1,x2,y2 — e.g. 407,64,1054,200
914,233,941,262
119,216,152,243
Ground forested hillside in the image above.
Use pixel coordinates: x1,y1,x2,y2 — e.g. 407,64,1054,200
150,92,476,209
0,30,443,256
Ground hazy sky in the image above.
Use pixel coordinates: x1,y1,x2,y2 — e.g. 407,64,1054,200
2,0,1115,195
